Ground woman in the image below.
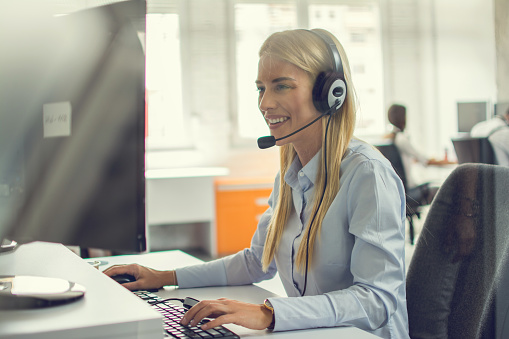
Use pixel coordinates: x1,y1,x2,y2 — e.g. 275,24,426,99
105,29,409,338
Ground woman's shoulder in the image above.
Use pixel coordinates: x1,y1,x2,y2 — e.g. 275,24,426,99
345,138,391,165
341,138,404,188
341,139,396,176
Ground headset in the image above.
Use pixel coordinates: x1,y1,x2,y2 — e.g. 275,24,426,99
257,29,347,149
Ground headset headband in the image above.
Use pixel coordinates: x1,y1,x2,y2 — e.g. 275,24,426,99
309,30,344,78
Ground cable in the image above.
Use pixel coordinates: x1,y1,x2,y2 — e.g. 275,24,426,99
301,112,333,296
149,298,184,306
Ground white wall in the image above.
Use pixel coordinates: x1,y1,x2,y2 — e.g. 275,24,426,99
382,0,497,159
434,0,496,154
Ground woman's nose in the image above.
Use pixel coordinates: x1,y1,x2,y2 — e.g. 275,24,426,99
258,91,276,112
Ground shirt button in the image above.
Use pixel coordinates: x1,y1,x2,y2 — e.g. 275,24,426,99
299,172,304,177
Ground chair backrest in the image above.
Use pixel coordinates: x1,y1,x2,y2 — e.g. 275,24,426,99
451,137,496,164
406,163,509,339
375,143,408,189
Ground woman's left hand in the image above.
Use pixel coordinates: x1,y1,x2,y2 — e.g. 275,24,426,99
180,298,273,331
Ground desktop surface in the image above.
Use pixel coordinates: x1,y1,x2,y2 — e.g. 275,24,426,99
95,249,382,338
0,242,381,339
0,242,161,339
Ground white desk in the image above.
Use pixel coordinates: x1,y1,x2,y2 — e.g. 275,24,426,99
145,167,229,257
0,242,162,339
0,242,380,339
95,248,381,338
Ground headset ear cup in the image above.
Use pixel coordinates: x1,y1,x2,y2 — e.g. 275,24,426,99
329,78,346,110
312,71,346,114
312,72,330,113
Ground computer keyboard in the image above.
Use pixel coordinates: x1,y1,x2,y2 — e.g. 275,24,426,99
133,290,240,339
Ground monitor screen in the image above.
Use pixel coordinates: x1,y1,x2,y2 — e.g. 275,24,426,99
457,101,489,133
0,0,147,253
495,102,509,117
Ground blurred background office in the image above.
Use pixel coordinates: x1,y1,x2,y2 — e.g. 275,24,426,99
136,0,508,175
47,0,508,173
13,0,509,257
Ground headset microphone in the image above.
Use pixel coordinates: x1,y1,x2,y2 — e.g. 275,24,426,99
257,103,339,149
257,136,277,149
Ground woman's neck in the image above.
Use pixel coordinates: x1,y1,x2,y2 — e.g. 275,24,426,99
294,141,321,167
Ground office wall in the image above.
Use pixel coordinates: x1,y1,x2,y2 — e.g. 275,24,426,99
434,0,496,155
382,0,496,159
495,0,509,102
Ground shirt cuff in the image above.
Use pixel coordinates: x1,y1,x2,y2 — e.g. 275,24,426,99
268,295,335,331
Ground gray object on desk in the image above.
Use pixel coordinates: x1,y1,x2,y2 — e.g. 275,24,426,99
451,137,496,164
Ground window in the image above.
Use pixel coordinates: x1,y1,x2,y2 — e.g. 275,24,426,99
145,13,190,149
309,4,384,137
234,3,297,141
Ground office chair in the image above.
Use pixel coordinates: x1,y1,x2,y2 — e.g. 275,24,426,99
376,143,424,244
451,137,496,164
406,163,509,339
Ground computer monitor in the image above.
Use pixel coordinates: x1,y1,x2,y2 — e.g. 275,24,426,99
0,0,147,255
457,101,489,133
495,102,509,117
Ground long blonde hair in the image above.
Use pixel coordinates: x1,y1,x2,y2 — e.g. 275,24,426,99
260,29,357,272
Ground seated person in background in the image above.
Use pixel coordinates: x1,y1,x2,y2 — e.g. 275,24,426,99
105,29,410,339
385,103,455,205
470,107,509,166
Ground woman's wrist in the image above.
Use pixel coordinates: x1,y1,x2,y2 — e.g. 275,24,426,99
160,270,178,286
262,299,275,329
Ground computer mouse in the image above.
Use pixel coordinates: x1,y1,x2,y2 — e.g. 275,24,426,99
110,274,136,284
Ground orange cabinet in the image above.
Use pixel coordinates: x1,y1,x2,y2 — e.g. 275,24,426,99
215,177,273,256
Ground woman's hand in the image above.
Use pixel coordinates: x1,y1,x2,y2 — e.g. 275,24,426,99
103,264,175,291
180,298,273,331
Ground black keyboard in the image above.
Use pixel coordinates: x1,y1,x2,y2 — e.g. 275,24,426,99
133,290,240,339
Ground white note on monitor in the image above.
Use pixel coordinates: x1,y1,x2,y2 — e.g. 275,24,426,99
43,101,72,138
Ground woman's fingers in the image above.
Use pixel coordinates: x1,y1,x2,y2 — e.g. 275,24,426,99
181,299,272,331
182,300,221,326
103,264,138,277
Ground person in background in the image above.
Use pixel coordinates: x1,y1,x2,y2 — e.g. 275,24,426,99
104,29,410,338
470,107,509,166
385,103,455,205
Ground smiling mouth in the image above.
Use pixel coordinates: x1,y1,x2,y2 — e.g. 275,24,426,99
267,117,289,125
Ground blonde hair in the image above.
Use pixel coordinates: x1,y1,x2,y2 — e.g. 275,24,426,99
260,29,357,272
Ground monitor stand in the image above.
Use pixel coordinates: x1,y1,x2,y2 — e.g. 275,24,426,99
0,239,19,254
0,275,86,309
0,241,86,309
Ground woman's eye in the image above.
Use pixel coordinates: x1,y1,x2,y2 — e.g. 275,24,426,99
275,84,290,91
256,87,265,93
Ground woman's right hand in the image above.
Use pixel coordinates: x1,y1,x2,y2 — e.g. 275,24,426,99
103,264,176,291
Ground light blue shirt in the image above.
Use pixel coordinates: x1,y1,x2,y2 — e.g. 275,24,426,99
176,138,410,338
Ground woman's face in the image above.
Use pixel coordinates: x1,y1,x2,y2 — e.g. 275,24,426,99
256,55,323,152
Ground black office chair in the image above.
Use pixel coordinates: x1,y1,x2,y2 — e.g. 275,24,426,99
376,143,426,244
406,163,509,339
451,137,496,164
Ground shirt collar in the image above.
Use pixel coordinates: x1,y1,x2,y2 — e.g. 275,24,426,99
284,150,322,191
